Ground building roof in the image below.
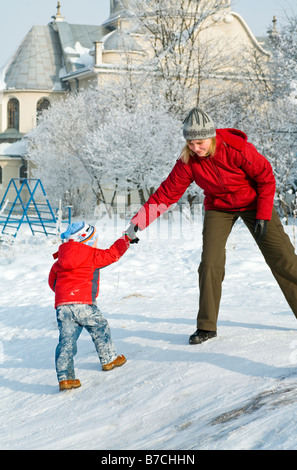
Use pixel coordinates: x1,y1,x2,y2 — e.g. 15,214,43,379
0,139,27,158
0,21,110,91
2,24,65,91
53,21,108,71
102,28,144,52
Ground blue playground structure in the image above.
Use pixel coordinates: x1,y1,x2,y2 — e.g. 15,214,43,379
0,178,71,238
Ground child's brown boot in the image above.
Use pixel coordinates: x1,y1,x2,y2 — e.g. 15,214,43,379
102,354,127,371
59,379,81,391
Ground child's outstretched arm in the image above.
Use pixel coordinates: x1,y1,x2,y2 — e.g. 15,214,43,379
92,235,130,268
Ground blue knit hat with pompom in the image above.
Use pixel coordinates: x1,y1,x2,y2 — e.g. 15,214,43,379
61,221,97,247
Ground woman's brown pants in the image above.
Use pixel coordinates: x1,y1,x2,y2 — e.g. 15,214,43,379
197,207,297,331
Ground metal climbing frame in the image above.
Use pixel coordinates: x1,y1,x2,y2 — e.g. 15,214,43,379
0,178,57,237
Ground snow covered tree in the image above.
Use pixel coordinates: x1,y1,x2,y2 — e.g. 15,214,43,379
268,12,297,101
81,99,183,206
27,87,117,215
262,12,297,218
27,79,186,216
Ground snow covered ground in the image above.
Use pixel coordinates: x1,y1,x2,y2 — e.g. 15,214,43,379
1,211,297,450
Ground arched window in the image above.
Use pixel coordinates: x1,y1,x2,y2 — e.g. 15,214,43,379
7,98,19,130
36,98,50,122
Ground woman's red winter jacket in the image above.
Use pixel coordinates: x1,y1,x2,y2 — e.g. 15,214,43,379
48,236,130,308
131,129,276,230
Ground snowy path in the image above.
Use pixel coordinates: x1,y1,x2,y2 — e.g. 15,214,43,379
1,215,297,450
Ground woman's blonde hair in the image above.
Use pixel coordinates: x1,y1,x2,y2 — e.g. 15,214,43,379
180,137,216,164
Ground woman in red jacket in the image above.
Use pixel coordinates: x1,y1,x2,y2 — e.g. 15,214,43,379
127,107,297,344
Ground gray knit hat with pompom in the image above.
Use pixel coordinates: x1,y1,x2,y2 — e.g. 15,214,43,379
183,107,216,140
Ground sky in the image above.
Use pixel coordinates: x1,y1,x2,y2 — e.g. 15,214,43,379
0,0,295,67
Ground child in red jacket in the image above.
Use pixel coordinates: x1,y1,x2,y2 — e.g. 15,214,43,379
49,221,131,391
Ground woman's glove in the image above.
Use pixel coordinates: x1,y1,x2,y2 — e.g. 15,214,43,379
253,219,267,243
125,223,140,244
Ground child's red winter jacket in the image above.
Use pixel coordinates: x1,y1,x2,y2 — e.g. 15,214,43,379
48,236,130,308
